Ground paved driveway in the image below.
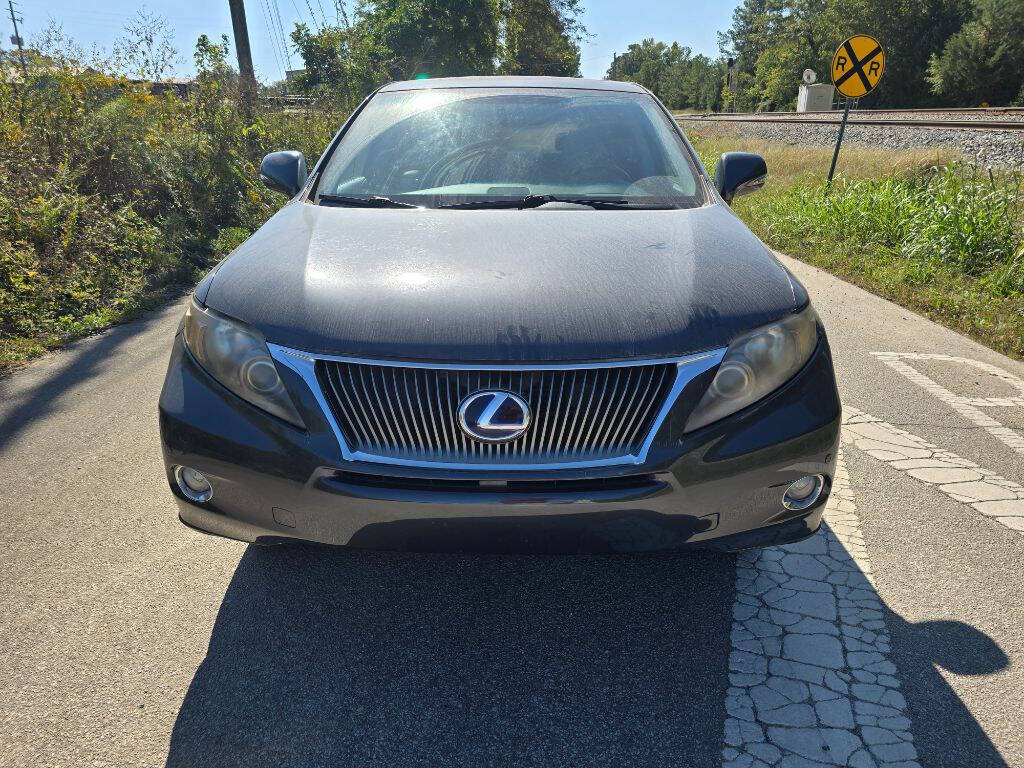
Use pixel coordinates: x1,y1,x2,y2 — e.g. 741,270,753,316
1,254,1022,767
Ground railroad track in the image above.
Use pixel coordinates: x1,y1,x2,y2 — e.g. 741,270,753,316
676,110,1024,132
682,106,1024,116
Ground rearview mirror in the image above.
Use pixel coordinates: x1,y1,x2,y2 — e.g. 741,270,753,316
714,152,767,204
260,151,308,197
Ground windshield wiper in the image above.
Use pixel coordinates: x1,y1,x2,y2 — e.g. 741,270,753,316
436,195,635,210
523,195,634,209
317,193,420,209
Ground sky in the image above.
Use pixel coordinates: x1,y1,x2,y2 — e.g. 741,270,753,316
2,0,736,83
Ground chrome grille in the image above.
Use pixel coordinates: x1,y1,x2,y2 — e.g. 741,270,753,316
317,360,677,466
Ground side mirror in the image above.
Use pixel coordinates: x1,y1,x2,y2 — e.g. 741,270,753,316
260,151,308,197
714,152,767,204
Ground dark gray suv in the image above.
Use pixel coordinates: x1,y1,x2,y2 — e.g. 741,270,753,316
159,76,840,553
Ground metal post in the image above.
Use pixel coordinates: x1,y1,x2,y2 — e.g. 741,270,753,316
227,0,257,116
826,99,851,189
727,58,739,113
726,58,734,113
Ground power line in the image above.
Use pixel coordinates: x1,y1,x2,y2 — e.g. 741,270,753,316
288,0,308,27
270,0,292,69
258,0,286,80
259,0,288,75
303,0,321,29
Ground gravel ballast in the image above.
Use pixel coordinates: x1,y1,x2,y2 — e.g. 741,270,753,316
679,117,1024,168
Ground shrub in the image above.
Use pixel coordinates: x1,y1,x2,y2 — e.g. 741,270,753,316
0,37,349,369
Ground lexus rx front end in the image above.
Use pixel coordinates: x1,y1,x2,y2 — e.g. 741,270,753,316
158,76,841,554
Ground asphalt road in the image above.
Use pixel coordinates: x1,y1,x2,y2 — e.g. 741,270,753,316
1,253,1022,767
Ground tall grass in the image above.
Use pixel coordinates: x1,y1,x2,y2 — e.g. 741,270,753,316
0,43,349,371
748,166,1023,293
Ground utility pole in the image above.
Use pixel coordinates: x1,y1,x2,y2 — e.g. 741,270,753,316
7,0,27,80
227,0,257,116
7,0,27,126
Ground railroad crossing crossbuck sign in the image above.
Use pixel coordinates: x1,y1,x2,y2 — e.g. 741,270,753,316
831,34,885,98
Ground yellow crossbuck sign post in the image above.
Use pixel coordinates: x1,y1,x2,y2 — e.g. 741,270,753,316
831,34,885,98
827,34,886,187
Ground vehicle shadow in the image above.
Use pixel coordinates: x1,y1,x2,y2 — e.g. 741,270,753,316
884,614,1009,767
758,521,1010,768
165,546,737,768
0,303,178,452
166,526,1010,768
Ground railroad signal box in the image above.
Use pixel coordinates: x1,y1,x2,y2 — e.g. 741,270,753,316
798,83,836,112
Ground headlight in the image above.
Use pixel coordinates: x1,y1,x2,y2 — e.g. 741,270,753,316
684,306,819,432
183,298,305,428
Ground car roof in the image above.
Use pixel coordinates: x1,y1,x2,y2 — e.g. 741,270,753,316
379,76,648,94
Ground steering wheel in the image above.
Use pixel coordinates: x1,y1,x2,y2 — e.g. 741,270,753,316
568,161,634,185
420,141,496,189
625,175,684,197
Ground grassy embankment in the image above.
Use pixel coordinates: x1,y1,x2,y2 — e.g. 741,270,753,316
688,126,1024,359
0,48,347,375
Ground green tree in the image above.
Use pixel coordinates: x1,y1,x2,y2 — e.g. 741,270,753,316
606,39,723,111
719,0,848,111
291,0,583,101
847,0,970,108
718,0,974,110
356,0,501,79
655,43,693,107
290,22,379,104
716,0,776,110
683,55,726,111
111,9,180,82
607,39,671,92
498,0,584,76
928,0,1024,106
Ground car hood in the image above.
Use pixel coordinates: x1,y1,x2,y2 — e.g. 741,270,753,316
202,201,805,362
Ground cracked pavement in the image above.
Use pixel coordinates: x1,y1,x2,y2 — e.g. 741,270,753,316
1,254,1023,767
724,452,921,768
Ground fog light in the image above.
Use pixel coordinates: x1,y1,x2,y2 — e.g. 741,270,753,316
782,474,824,511
175,466,213,503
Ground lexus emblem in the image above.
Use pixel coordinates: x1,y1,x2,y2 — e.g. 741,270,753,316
458,390,531,443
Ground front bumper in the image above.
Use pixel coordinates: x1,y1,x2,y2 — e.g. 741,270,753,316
158,335,841,554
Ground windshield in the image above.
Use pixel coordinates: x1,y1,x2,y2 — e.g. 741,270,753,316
315,87,705,209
